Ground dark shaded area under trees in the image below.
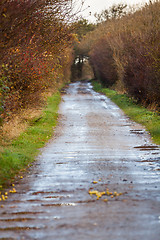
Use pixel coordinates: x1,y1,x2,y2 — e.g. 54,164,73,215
71,19,95,81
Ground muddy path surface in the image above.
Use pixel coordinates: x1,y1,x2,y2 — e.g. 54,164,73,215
0,81,160,240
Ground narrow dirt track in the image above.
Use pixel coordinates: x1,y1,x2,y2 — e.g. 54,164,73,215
0,81,160,240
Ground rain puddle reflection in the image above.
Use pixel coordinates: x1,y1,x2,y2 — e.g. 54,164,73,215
134,145,159,151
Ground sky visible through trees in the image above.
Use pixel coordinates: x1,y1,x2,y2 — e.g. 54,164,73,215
81,0,150,21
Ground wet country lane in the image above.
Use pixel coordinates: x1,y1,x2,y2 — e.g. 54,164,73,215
0,81,160,240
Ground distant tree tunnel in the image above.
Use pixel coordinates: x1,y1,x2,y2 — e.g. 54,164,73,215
71,55,84,81
71,55,95,82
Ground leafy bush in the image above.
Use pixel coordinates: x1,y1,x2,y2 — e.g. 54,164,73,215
0,0,76,120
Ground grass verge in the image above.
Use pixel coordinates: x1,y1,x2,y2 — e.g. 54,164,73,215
0,92,61,189
92,81,160,145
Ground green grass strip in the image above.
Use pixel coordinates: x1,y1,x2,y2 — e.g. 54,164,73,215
0,92,61,189
92,81,160,145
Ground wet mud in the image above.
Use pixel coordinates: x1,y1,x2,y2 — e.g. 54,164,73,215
0,81,160,240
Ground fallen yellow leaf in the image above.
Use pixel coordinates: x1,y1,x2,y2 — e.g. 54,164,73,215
89,190,99,195
92,181,98,184
2,195,5,201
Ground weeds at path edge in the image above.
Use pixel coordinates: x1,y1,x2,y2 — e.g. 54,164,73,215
0,92,61,189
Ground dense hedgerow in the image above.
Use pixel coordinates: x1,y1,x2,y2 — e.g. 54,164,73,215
0,0,78,122
78,1,160,109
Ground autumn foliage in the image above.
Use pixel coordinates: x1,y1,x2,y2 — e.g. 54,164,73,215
0,0,76,121
78,1,160,109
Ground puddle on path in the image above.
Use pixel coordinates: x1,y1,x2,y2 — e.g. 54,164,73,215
0,218,34,222
0,226,44,231
41,203,77,207
130,130,145,135
134,145,159,151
